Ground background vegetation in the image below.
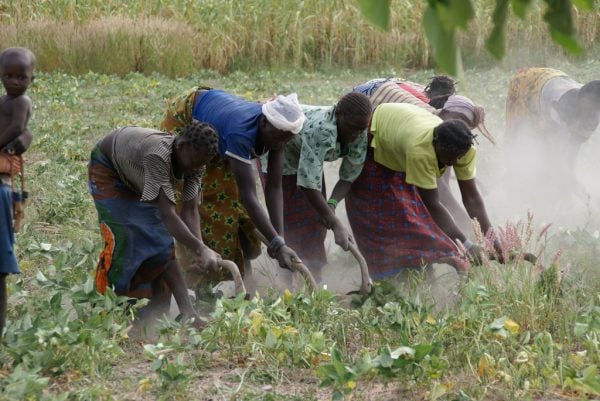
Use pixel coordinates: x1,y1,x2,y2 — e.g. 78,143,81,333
0,63,598,399
0,0,598,76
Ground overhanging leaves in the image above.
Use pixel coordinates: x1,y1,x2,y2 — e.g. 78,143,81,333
511,0,533,19
356,0,390,30
433,0,475,30
423,5,458,74
571,0,594,9
487,0,510,58
356,0,590,75
542,0,583,54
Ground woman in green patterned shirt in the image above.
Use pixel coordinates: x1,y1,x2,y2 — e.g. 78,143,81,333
261,92,372,282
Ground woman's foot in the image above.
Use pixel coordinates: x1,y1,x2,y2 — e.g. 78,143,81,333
180,312,205,330
438,256,471,276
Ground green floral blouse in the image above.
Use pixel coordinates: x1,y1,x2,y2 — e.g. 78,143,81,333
274,105,368,191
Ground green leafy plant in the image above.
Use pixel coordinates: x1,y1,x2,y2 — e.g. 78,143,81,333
317,346,372,400
3,271,133,378
1,67,599,399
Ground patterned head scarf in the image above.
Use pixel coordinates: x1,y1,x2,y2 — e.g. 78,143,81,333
443,95,495,145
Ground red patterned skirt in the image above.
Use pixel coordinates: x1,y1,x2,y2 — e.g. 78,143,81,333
281,175,328,273
346,149,461,280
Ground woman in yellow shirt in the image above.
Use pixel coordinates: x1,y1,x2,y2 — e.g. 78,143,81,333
345,103,495,279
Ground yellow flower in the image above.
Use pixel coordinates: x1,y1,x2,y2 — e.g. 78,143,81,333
503,319,520,334
136,378,152,395
271,327,283,338
283,325,298,336
249,310,264,335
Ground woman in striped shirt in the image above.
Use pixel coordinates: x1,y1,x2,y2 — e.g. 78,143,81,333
88,121,219,329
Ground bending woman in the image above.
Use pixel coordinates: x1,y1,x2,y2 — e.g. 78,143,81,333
346,103,496,280
505,68,600,211
161,88,305,287
88,121,220,325
356,76,495,233
260,92,372,282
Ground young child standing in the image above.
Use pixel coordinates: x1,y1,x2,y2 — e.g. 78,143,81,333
0,47,36,338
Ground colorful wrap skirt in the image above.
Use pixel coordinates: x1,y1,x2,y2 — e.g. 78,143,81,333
88,145,174,298
281,175,328,272
195,156,260,281
345,149,461,280
505,67,567,133
0,183,19,275
160,88,260,281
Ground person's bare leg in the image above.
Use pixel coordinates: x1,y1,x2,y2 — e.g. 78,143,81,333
175,241,200,289
243,259,257,298
129,276,172,341
0,274,7,340
160,259,203,328
149,278,171,316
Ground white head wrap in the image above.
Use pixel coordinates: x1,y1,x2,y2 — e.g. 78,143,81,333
261,93,306,134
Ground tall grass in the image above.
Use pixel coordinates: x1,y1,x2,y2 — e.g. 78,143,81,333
0,0,598,76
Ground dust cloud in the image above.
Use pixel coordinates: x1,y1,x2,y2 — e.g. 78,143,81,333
475,99,600,231
199,67,600,303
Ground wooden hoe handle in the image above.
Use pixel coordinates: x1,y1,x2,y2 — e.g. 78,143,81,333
218,259,246,295
253,230,318,292
348,243,373,295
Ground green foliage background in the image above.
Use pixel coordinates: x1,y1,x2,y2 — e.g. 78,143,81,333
0,0,598,76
